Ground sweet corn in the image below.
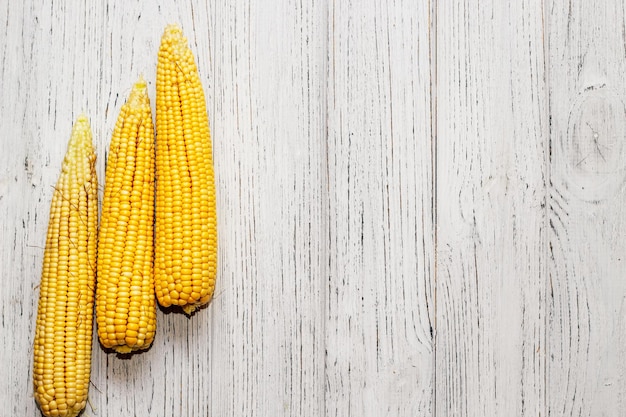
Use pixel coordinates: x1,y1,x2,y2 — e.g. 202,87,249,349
96,77,156,353
33,115,98,417
155,24,217,314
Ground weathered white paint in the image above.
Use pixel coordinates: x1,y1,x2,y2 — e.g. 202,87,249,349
436,1,547,416
325,0,434,416
547,1,626,416
2,0,626,416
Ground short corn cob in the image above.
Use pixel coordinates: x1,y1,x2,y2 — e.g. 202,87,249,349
33,115,98,417
96,77,156,353
155,24,217,314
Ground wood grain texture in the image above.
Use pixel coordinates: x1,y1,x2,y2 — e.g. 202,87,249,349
325,0,434,415
547,1,626,415
206,0,327,416
435,1,547,416
4,0,626,416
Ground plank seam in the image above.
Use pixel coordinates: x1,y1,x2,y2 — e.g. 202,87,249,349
430,0,438,416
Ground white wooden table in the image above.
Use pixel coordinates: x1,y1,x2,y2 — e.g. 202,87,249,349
2,1,625,416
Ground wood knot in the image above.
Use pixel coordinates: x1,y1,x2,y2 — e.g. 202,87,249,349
562,84,626,202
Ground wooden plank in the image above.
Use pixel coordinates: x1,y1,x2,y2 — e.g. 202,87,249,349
0,2,41,416
547,1,626,415
435,1,547,416
206,0,327,415
325,0,435,415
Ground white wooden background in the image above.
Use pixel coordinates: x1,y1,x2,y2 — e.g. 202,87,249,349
1,1,625,416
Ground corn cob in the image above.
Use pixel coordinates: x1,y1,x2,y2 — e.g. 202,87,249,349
33,115,98,417
96,77,156,353
155,24,217,314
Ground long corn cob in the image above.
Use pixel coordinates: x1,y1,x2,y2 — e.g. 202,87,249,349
96,77,156,353
155,24,217,314
33,115,98,417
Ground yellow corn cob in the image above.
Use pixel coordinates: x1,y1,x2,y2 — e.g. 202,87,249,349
155,24,217,314
96,77,156,353
33,115,98,417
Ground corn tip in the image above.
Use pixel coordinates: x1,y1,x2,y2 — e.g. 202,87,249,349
65,114,94,165
136,74,147,88
161,24,188,54
163,23,183,36
127,78,150,108
73,114,91,133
